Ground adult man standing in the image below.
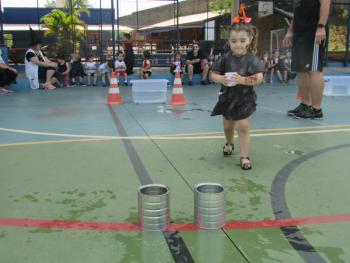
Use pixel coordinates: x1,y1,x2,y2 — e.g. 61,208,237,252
283,0,331,119
185,41,209,86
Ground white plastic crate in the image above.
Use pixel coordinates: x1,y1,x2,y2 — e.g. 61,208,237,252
323,76,350,96
130,79,168,103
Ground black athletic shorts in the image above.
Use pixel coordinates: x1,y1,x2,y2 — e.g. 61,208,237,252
185,63,202,74
291,33,325,72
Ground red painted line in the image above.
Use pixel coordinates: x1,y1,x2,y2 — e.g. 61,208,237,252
223,213,350,230
0,218,140,232
0,214,350,232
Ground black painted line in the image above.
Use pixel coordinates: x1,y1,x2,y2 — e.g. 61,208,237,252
108,105,153,185
222,229,250,263
122,105,251,263
107,105,195,263
271,143,350,263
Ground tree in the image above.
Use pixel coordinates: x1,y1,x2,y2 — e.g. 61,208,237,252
44,0,57,7
41,0,90,54
208,0,231,15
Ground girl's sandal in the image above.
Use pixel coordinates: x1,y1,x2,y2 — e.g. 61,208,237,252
223,143,234,156
240,157,252,170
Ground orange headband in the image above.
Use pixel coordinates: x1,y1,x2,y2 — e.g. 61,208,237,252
232,4,252,24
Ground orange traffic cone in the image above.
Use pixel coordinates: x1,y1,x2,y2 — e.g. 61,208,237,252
106,71,122,105
170,71,186,106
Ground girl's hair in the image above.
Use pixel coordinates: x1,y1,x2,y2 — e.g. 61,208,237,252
143,50,151,59
228,23,259,54
117,51,124,56
174,51,181,58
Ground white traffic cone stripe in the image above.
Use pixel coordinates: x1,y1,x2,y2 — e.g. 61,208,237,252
110,78,118,85
174,78,182,85
172,88,183,94
109,88,120,94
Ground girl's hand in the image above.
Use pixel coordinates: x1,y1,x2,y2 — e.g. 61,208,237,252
220,75,230,86
233,73,244,85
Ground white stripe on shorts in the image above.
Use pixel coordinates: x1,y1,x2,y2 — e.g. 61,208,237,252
312,39,320,71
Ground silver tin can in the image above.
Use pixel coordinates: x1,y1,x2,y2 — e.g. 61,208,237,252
138,184,170,231
194,183,225,229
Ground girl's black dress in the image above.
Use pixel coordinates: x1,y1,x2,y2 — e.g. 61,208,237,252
211,52,264,120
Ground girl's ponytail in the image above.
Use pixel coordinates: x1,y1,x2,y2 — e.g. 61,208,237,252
248,25,258,54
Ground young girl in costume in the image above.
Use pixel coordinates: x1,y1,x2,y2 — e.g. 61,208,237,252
210,10,264,170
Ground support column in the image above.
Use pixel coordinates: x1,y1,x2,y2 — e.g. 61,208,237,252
231,0,240,23
344,4,350,67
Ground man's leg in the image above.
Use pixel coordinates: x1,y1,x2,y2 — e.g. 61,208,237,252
297,72,311,106
309,71,324,110
201,59,209,81
187,64,193,81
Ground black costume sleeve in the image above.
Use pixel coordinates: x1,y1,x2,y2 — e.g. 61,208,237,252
248,56,265,75
26,52,36,62
211,55,225,74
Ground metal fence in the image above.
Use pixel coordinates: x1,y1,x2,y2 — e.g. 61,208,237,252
0,0,349,66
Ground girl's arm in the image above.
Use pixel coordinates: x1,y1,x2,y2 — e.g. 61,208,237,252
186,58,200,65
210,71,230,87
30,56,57,68
0,63,17,73
234,73,264,86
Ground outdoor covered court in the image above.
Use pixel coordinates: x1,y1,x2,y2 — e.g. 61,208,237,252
1,80,350,262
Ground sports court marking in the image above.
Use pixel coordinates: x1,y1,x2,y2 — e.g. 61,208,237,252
1,214,349,233
1,125,350,148
271,143,350,262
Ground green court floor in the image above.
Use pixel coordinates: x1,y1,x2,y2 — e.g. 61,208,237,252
0,83,350,262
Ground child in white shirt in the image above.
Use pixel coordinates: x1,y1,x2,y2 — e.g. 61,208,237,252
98,60,114,86
114,51,128,86
85,56,97,86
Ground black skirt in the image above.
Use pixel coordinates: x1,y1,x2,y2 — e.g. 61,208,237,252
211,85,257,120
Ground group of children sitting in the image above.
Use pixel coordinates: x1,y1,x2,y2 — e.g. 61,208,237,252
55,52,123,87
261,49,296,84
54,50,155,88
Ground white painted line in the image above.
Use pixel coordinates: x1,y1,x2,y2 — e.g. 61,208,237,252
1,127,350,148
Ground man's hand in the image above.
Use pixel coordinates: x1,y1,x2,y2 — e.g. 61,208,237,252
283,31,293,47
315,27,326,45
